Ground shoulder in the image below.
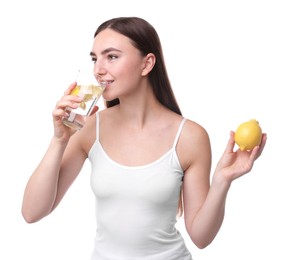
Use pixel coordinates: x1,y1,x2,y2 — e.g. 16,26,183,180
177,118,211,171
77,107,115,152
182,119,210,143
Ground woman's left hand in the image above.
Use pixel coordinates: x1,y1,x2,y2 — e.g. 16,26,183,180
215,131,267,183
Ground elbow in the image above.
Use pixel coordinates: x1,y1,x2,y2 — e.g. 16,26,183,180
187,229,213,249
21,199,55,223
193,240,211,249
22,214,35,224
22,209,38,224
21,206,47,224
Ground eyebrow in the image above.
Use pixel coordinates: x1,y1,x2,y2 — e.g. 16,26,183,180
89,47,122,57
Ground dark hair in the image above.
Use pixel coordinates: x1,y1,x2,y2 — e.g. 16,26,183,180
94,17,182,115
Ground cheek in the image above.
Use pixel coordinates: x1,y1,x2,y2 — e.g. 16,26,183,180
121,59,143,83
105,57,144,99
119,54,144,76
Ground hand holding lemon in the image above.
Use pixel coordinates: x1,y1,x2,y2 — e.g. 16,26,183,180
214,119,266,182
234,119,263,151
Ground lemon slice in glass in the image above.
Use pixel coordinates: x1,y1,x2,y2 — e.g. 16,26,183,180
71,85,81,95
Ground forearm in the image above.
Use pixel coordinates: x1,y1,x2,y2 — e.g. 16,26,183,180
187,176,231,248
22,137,68,223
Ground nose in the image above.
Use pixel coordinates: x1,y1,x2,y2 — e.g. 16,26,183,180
93,59,107,79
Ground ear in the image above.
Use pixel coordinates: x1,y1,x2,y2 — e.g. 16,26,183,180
141,53,156,76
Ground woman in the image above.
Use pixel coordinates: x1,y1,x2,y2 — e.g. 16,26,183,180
22,17,267,259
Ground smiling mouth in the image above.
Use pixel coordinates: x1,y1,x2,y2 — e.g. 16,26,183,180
99,80,113,87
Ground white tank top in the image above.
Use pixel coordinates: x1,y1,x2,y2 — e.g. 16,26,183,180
88,113,192,260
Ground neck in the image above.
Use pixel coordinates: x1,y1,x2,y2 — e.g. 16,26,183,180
116,87,164,130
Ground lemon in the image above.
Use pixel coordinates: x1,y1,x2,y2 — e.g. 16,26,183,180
234,119,262,151
79,102,86,110
82,94,93,102
71,85,81,95
91,85,103,96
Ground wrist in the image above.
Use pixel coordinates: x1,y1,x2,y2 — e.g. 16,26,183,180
211,171,232,192
50,135,69,149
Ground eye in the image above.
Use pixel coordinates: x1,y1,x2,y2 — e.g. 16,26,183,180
91,57,97,63
108,54,118,61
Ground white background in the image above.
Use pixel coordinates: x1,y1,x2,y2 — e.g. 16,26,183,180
1,0,286,259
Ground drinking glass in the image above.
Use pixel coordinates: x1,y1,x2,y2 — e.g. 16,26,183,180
62,69,105,130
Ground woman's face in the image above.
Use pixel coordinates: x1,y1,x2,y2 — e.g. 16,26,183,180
91,28,147,101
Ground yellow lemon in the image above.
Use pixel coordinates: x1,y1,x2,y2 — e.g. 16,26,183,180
234,119,262,151
91,85,103,96
79,102,86,110
71,85,81,95
82,94,93,102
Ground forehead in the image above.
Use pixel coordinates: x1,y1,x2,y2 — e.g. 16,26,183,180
92,28,136,54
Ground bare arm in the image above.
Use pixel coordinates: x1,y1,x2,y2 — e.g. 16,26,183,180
183,166,230,249
21,134,87,223
181,123,267,248
21,83,87,223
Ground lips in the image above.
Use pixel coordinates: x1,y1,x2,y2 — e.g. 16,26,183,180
99,80,113,87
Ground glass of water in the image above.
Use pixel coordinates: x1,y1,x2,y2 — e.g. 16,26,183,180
62,69,106,130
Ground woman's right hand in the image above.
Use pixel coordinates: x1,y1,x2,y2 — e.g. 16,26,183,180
52,82,83,142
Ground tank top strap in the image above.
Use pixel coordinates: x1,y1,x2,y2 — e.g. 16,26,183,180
96,111,100,141
172,118,187,149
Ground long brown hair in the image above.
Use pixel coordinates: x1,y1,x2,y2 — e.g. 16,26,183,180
94,17,182,115
94,17,184,217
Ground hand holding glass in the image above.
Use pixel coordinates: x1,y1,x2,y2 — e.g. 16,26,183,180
62,70,105,130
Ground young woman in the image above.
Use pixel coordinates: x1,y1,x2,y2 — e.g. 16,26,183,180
22,17,267,259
